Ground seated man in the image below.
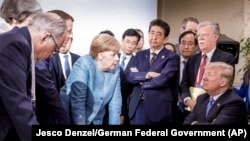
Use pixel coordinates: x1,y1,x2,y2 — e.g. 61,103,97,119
183,62,248,125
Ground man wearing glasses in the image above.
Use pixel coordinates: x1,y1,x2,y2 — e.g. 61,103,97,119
35,10,80,125
0,12,68,141
180,21,235,117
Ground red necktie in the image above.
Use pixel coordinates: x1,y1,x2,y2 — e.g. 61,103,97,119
194,54,207,87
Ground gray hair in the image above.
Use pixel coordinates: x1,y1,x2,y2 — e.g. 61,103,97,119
197,21,220,35
28,12,66,40
0,0,42,24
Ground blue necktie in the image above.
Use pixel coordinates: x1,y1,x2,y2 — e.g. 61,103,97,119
64,54,70,78
120,56,127,70
206,97,215,117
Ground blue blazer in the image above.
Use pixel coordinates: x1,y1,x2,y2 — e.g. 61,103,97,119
63,54,121,125
127,47,179,123
233,71,250,109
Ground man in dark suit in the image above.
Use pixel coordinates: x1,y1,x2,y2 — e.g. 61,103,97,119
183,62,248,125
0,13,67,141
180,21,235,114
127,19,180,125
47,10,80,92
119,28,141,125
35,10,80,125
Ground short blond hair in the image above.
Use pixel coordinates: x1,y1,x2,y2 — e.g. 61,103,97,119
206,62,234,87
89,34,121,59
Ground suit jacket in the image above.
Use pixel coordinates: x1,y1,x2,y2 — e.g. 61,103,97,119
49,52,80,92
233,71,250,110
183,89,248,125
127,47,180,124
120,54,135,117
35,59,71,125
180,48,235,101
0,27,38,141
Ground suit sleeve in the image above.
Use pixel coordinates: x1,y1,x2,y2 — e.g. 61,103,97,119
0,42,38,141
142,53,180,89
35,60,70,124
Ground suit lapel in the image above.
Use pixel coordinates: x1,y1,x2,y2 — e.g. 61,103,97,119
150,48,166,68
124,55,135,72
54,53,65,82
194,53,202,76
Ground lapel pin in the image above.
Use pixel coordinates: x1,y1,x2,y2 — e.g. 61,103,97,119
217,103,220,107
161,55,165,59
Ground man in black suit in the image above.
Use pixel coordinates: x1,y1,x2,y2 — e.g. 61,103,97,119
47,10,80,92
119,28,141,125
183,62,248,125
35,10,80,125
0,13,67,141
180,21,235,115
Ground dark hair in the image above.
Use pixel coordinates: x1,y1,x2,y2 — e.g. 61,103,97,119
47,9,74,22
181,17,199,30
99,30,115,37
122,28,141,42
149,19,170,37
178,30,198,45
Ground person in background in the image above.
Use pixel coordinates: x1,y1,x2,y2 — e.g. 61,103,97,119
35,10,80,125
233,50,250,116
174,30,198,124
180,21,235,114
134,28,145,53
119,28,140,125
0,0,42,33
164,42,176,53
47,10,80,93
175,17,200,55
64,34,122,125
99,29,115,37
127,19,179,125
0,12,68,141
183,62,248,125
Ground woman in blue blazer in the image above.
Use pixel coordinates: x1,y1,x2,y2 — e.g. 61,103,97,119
63,34,122,125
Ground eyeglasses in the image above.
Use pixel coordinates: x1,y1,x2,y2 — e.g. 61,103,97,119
50,35,60,52
180,42,195,47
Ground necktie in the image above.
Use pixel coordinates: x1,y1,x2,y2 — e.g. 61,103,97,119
64,54,70,78
150,52,157,66
206,97,215,117
120,56,127,70
180,60,187,84
182,60,187,74
195,54,207,87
